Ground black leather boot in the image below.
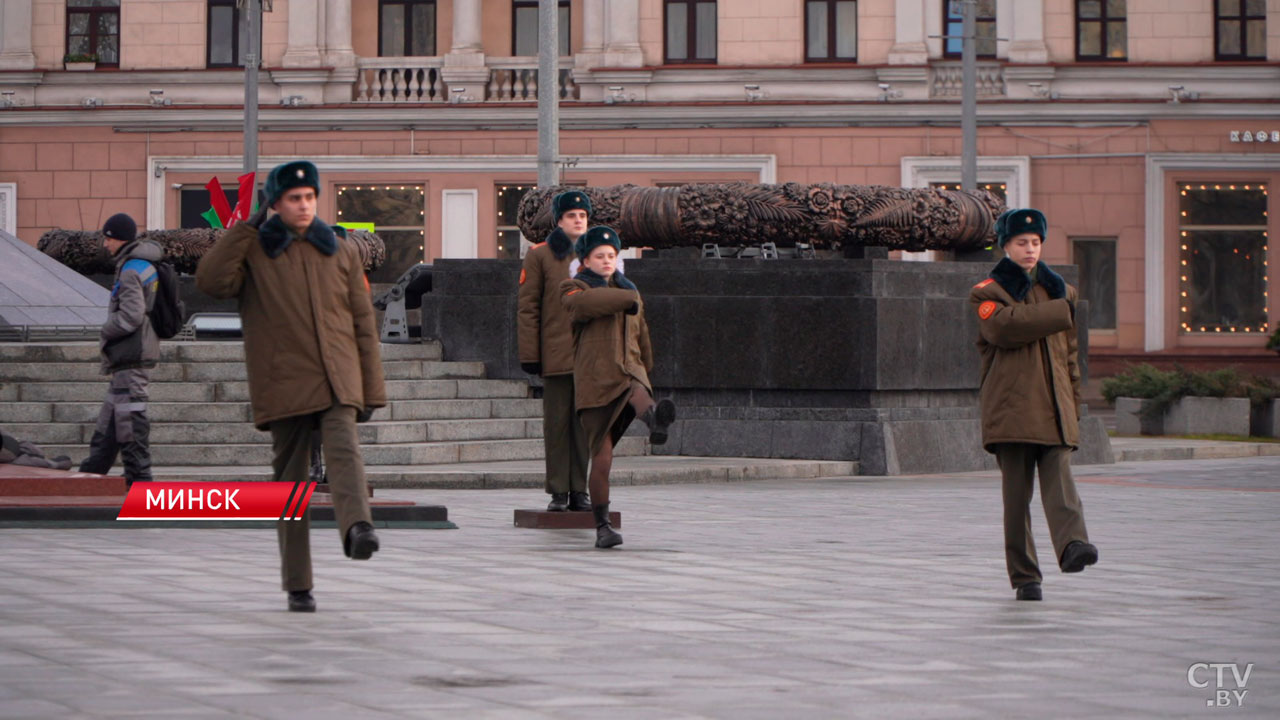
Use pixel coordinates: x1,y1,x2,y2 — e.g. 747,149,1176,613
1060,541,1099,573
592,504,622,548
639,399,677,445
288,590,316,612
344,521,380,560
567,491,591,512
547,492,569,512
1015,582,1042,601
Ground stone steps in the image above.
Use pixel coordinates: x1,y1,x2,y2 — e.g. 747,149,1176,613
39,435,647,467
0,359,485,383
0,340,441,363
6,378,529,404
0,339,664,488
0,398,543,424
2,417,548,446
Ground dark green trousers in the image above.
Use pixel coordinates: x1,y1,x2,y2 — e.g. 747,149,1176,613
270,402,373,592
995,443,1090,589
541,374,588,494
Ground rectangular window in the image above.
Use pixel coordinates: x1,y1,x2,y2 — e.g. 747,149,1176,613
379,0,436,57
1076,0,1126,61
1215,0,1266,61
513,1,570,56
665,0,716,63
943,0,996,59
497,184,534,259
181,187,238,229
66,0,120,66
1178,182,1270,335
805,0,857,62
1071,238,1118,330
207,0,261,68
337,184,427,283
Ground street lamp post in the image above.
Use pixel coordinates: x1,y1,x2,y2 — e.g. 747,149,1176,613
536,0,560,189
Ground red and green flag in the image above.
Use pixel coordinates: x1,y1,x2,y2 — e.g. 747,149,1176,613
202,172,257,229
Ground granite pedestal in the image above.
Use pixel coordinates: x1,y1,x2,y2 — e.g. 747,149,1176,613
418,258,1113,475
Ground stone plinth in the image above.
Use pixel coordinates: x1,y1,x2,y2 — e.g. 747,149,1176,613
418,258,1110,475
514,509,619,529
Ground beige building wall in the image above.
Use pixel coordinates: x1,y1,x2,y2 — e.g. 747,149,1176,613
263,0,291,67
859,0,895,65
1271,0,1280,60
32,0,64,69
121,1,206,70
31,0,291,70
719,1,802,65
639,0,664,65
1127,0,1214,62
1043,0,1074,62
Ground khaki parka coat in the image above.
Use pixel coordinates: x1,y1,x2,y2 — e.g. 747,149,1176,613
559,276,653,411
517,231,577,376
195,221,387,430
970,258,1082,452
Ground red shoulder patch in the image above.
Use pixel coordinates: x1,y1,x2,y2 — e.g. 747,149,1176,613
973,278,994,290
977,301,998,320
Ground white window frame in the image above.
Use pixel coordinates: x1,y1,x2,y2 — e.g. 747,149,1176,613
1144,153,1280,351
0,183,15,235
899,155,1030,261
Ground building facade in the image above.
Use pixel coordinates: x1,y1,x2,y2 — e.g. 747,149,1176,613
0,0,1278,367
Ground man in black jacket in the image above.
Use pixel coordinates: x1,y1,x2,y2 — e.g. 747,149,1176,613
79,213,163,485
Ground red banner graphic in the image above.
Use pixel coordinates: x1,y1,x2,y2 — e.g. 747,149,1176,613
117,482,316,521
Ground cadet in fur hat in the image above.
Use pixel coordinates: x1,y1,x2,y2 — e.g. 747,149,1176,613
560,226,676,548
970,207,1099,601
196,160,386,613
517,190,593,513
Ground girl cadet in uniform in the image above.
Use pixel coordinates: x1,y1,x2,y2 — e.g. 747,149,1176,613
560,226,676,548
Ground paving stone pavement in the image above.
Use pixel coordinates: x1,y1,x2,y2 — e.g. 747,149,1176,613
1,456,1277,719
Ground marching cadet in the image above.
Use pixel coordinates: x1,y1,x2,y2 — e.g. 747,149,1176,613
196,161,385,613
560,226,676,548
518,191,593,513
970,207,1099,601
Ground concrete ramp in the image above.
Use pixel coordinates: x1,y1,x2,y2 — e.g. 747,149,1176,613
0,229,108,329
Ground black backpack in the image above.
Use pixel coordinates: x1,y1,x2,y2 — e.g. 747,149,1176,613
149,261,186,339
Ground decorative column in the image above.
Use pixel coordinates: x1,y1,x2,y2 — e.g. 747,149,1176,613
887,0,928,65
602,0,643,66
0,0,36,70
281,0,324,67
575,0,605,70
1006,0,1049,63
443,0,487,91
324,0,355,67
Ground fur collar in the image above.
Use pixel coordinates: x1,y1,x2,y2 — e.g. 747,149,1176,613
259,215,338,259
545,227,573,261
575,267,637,291
989,257,1065,302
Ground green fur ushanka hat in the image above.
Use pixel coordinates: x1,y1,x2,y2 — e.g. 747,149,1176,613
264,160,321,207
574,225,621,259
995,208,1047,248
553,190,592,220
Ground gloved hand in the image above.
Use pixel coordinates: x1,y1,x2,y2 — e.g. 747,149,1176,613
355,407,374,423
245,190,269,228
521,362,542,376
